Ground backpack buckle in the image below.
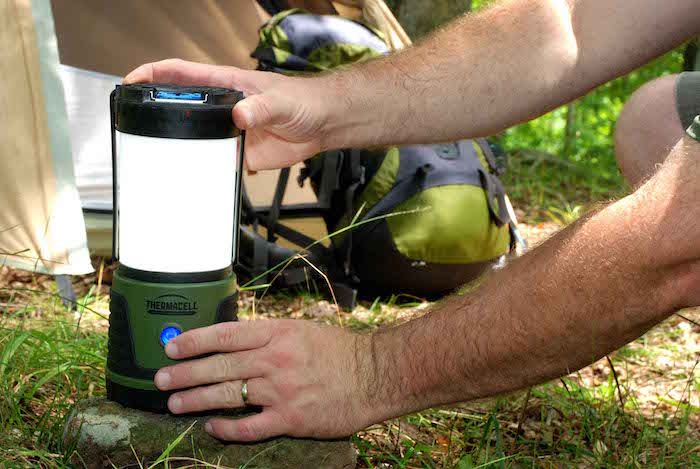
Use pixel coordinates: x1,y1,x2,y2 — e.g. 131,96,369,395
356,165,366,186
478,169,510,227
417,163,434,177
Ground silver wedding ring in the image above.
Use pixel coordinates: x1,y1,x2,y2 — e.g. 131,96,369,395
241,380,249,404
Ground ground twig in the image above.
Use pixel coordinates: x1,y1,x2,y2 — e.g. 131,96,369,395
606,355,626,410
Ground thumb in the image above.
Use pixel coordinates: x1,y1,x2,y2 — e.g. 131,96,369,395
233,93,294,130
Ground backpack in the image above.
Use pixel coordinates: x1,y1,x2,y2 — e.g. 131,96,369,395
252,8,389,73
300,141,519,298
237,9,524,304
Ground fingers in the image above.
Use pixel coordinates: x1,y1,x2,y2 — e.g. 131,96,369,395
164,320,272,359
233,90,303,131
233,94,274,129
168,377,271,414
124,59,230,87
206,410,286,442
155,349,262,390
123,59,267,95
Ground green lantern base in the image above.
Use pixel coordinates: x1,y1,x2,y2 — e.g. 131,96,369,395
106,266,238,413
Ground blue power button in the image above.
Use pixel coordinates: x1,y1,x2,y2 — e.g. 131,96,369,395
160,326,181,346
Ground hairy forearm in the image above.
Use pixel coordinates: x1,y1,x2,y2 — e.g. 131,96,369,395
319,0,699,150
363,136,700,421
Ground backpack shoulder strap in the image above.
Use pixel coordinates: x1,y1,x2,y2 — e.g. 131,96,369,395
298,150,344,209
475,138,503,176
266,167,290,242
340,150,365,275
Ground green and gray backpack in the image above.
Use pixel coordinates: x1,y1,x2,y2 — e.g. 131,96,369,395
238,9,522,303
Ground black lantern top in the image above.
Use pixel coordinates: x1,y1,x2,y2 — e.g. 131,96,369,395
112,84,244,140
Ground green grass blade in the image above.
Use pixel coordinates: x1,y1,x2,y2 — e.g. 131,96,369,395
26,362,74,400
0,331,31,380
239,442,283,469
147,421,197,468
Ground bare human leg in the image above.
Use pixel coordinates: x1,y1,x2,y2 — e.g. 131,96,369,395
615,75,684,187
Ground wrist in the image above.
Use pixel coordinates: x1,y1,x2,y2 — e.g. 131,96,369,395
313,70,382,151
349,332,383,426
355,326,422,424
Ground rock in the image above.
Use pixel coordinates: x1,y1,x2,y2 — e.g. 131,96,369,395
64,398,356,468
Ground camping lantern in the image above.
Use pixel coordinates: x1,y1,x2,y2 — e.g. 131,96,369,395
106,84,244,412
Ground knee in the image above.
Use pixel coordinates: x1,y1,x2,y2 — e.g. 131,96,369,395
615,75,683,187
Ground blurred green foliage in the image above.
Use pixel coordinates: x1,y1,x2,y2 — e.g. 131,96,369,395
500,50,685,221
469,0,686,220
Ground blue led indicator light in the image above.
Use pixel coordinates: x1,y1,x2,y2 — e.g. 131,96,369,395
154,91,204,101
160,326,182,346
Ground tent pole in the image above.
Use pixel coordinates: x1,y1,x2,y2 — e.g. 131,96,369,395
56,275,76,310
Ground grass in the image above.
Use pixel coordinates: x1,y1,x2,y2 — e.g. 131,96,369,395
0,260,699,467
352,373,700,467
0,283,106,467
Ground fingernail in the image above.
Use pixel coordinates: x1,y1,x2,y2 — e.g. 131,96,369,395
205,422,213,434
154,371,171,389
169,396,182,413
165,342,178,357
123,69,140,84
236,102,255,128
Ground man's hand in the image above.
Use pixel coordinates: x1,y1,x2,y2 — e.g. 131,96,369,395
153,319,376,441
124,59,338,170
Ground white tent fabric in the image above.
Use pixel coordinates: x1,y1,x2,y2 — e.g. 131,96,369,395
1,0,92,275
59,65,120,212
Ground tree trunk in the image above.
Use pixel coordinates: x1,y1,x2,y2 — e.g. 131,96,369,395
684,38,699,72
563,102,577,158
388,0,472,39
